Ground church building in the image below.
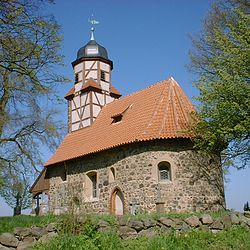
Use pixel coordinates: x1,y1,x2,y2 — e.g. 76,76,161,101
30,27,225,215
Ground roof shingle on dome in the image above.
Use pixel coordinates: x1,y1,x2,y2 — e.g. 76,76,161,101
77,40,109,60
45,77,195,167
72,39,113,69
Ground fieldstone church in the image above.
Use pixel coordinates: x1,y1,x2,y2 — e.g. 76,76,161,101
30,28,225,215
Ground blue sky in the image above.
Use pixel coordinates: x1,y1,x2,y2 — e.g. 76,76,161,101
0,0,249,216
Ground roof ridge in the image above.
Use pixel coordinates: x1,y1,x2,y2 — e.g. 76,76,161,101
171,78,193,126
112,77,172,102
158,81,174,135
139,81,169,137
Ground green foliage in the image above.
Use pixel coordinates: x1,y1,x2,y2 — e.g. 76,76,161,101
189,0,250,168
35,215,121,250
0,214,57,234
56,213,118,235
132,226,250,250
33,225,250,250
34,231,123,250
0,168,31,212
0,0,68,182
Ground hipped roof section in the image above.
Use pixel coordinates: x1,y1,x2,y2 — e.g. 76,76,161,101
45,77,195,167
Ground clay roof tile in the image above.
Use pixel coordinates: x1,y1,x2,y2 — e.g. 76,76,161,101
64,87,74,100
81,78,102,92
45,77,195,167
110,85,122,97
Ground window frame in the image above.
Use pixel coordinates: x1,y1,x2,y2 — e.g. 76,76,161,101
158,162,171,182
100,70,106,82
85,171,99,201
109,167,116,183
90,174,97,198
74,73,79,83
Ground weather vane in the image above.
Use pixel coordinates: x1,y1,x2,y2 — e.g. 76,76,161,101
88,14,99,40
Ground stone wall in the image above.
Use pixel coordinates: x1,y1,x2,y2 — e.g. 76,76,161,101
113,212,250,239
0,212,249,249
47,139,225,215
0,223,57,250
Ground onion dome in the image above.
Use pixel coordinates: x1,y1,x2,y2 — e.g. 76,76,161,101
72,27,113,69
76,40,109,60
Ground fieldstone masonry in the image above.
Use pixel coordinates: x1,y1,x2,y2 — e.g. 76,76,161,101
47,139,225,215
0,224,57,250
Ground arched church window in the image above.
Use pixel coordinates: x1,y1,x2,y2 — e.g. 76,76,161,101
109,167,115,182
61,165,67,182
86,171,98,199
158,162,171,181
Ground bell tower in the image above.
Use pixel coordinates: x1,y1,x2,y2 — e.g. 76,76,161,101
65,23,121,132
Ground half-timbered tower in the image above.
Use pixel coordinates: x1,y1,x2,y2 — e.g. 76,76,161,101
65,28,121,132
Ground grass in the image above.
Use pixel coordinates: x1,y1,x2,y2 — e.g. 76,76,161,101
121,209,230,221
0,214,58,234
33,226,250,250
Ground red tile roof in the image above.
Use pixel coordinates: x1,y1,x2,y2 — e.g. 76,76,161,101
81,78,102,92
45,77,195,167
110,85,122,97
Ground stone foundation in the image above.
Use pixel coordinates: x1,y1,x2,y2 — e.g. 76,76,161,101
47,139,225,215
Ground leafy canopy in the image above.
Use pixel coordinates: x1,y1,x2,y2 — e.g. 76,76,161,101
0,0,68,185
189,0,250,168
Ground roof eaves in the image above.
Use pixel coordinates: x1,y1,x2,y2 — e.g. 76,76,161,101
29,168,47,193
64,87,75,100
45,135,192,167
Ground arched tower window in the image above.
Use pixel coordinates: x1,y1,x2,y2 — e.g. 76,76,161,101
158,162,171,182
86,171,98,199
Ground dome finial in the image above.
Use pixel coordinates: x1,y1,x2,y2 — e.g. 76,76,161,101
91,27,95,40
88,14,99,41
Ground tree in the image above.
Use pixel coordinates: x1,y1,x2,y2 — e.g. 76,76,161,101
0,167,31,215
0,0,68,181
189,0,250,168
244,201,250,211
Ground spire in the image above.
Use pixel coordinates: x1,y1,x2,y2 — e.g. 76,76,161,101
90,27,95,40
88,15,99,41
